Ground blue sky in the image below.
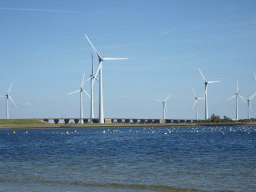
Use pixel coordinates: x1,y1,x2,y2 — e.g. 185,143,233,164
0,0,256,120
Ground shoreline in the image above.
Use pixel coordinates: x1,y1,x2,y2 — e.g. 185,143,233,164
1,122,256,130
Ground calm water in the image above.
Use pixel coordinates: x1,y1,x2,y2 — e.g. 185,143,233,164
0,126,255,192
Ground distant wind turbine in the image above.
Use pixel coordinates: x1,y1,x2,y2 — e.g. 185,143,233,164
192,88,204,120
198,68,220,120
0,82,17,119
68,74,91,124
84,54,98,123
155,94,171,119
241,93,256,119
85,34,128,123
228,81,246,120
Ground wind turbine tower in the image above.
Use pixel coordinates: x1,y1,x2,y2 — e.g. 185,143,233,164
90,55,95,122
68,74,91,124
228,81,246,120
84,54,98,123
192,88,204,120
155,94,171,119
0,82,17,119
198,68,220,120
85,34,128,123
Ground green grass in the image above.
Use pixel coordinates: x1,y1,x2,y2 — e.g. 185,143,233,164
0,119,254,129
0,119,198,128
0,119,48,127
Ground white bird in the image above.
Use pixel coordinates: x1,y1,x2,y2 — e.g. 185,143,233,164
68,74,91,124
198,68,220,120
85,34,127,123
155,94,171,119
0,82,17,119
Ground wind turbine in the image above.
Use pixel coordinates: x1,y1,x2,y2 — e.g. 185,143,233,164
68,74,91,124
0,82,17,119
85,34,128,123
155,94,171,119
241,93,256,119
228,81,246,120
198,68,220,120
192,88,204,120
84,54,98,123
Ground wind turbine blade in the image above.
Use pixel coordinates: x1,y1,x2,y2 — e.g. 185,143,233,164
208,81,220,84
8,82,13,93
103,58,128,61
192,100,197,109
85,34,103,60
250,103,252,111
238,95,246,103
165,104,168,112
0,95,6,98
198,68,207,82
240,95,247,100
155,99,162,102
228,95,236,100
198,98,204,100
164,94,172,101
93,62,102,84
92,77,99,86
68,90,80,95
236,81,239,93
249,93,256,100
84,77,92,83
8,96,17,107
83,90,91,98
81,73,85,87
192,88,196,97
91,53,94,75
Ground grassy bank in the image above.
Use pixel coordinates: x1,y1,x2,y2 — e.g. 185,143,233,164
0,119,198,129
0,119,48,127
0,119,255,130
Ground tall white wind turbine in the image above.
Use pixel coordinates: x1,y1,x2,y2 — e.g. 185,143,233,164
84,54,98,123
0,82,17,119
228,81,246,120
241,93,256,119
85,34,128,123
68,74,91,124
155,94,171,119
192,88,204,120
198,68,220,120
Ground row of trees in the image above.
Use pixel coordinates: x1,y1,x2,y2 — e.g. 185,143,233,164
198,114,256,123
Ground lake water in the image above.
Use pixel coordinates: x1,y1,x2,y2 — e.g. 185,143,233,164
0,126,255,192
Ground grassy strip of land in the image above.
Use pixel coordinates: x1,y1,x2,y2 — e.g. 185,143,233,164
0,119,255,130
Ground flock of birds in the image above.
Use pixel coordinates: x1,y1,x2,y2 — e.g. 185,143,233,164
6,126,256,135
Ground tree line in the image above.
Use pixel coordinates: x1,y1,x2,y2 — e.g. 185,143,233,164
197,114,256,123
